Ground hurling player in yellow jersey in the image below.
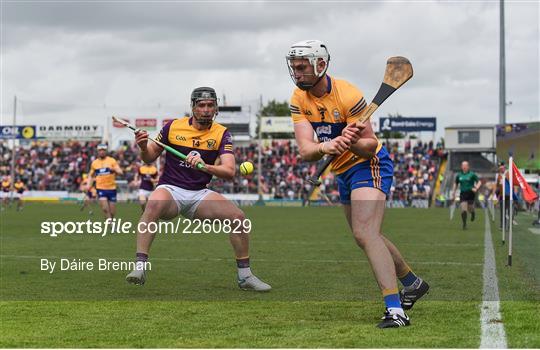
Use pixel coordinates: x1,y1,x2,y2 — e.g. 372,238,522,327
87,144,123,219
286,40,429,328
125,87,270,292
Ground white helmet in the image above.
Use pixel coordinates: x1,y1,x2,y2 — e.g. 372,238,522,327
286,40,330,90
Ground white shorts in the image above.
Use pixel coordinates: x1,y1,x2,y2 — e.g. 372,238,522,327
156,184,213,219
0,192,9,199
138,189,152,199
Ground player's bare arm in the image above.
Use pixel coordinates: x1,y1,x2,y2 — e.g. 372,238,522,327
186,152,235,180
294,121,350,161
113,163,124,176
135,129,163,163
86,170,94,192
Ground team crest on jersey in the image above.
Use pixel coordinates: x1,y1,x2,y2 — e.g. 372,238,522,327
175,135,186,141
206,139,217,149
332,108,341,122
303,109,313,116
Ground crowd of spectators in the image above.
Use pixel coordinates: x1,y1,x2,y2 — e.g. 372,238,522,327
210,140,336,200
1,139,444,204
386,140,445,204
0,141,139,192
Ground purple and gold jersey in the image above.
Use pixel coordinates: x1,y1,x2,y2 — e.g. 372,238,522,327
290,75,382,175
157,117,233,190
139,164,158,191
14,181,25,194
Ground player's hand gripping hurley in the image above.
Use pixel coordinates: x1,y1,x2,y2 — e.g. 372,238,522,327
111,116,208,172
307,56,413,186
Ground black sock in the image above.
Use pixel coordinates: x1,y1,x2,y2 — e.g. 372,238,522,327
471,211,475,221
461,211,467,226
236,257,250,268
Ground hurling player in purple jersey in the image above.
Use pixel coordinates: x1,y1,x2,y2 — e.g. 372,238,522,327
125,87,271,292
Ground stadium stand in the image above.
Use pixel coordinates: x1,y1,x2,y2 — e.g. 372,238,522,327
0,139,445,206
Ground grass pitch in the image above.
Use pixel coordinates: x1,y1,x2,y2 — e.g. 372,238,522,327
1,203,539,347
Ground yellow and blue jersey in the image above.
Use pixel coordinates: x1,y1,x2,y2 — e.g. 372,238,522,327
156,117,233,190
290,75,382,175
90,156,118,190
291,76,393,202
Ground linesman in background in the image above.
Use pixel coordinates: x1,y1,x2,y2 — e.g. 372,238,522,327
452,161,481,230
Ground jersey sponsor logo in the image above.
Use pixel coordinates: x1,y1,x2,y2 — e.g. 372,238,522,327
96,168,112,175
316,125,332,136
206,139,217,150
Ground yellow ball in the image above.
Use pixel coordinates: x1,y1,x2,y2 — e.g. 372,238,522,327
240,161,254,176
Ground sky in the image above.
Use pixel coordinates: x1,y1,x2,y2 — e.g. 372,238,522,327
1,0,538,139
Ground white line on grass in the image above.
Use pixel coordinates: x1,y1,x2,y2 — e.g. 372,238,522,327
0,254,482,266
480,209,507,348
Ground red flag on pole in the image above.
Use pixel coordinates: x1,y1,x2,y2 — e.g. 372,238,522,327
511,162,538,203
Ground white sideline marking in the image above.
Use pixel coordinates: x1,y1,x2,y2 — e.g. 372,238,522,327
480,209,507,348
0,254,482,266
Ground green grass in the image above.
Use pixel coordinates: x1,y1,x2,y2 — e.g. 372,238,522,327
492,210,540,348
0,203,538,347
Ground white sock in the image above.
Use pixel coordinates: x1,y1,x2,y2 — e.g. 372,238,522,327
388,307,405,318
238,267,252,279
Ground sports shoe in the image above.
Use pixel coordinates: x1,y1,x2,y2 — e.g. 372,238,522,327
400,279,430,310
126,268,146,285
238,275,271,292
377,309,410,328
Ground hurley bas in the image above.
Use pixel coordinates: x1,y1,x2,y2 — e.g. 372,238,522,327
40,258,152,274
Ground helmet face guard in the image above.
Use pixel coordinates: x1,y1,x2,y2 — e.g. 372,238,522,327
190,87,219,126
286,40,330,91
